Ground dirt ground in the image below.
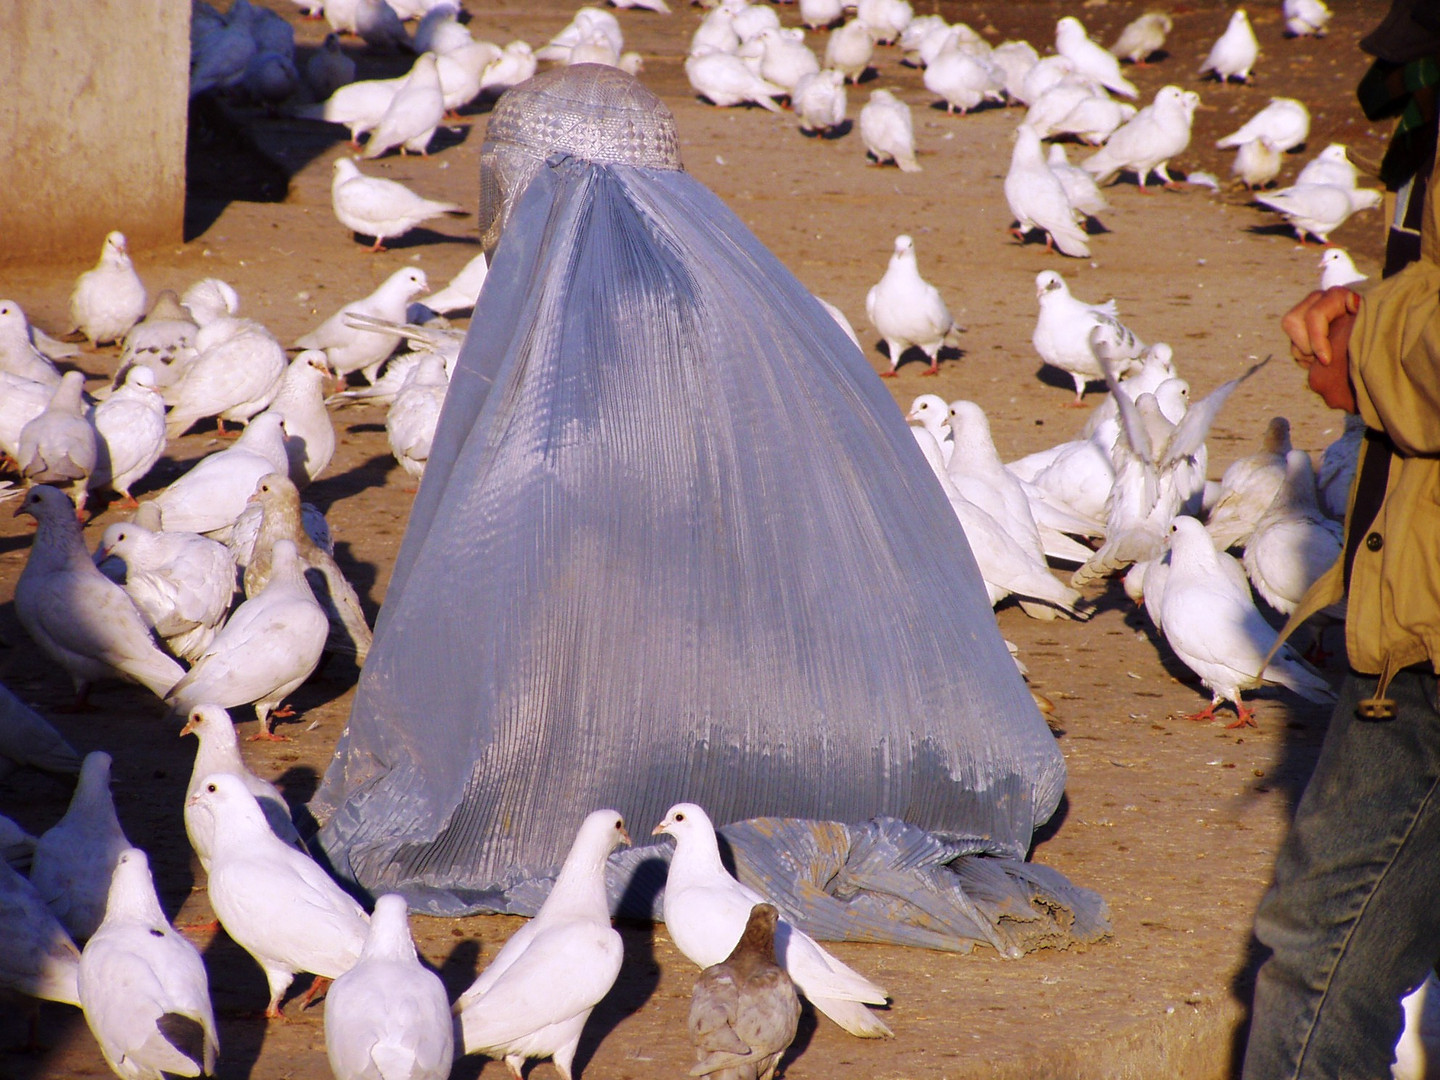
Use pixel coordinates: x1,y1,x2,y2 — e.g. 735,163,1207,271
0,1,1399,1077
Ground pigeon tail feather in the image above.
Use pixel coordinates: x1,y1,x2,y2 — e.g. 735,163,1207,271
809,996,893,1037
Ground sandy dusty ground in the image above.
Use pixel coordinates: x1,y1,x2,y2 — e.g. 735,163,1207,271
0,1,1397,1077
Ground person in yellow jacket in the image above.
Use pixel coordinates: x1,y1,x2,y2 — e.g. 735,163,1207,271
1242,6,1440,1074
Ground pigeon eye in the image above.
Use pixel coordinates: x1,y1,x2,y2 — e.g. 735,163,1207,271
675,812,685,821
207,783,218,792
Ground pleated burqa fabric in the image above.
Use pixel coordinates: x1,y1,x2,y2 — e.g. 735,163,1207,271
312,71,1094,947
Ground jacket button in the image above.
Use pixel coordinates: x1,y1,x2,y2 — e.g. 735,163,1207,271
1366,532,1383,552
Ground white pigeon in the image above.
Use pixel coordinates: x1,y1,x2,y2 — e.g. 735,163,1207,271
478,40,537,99
825,19,875,83
93,515,234,665
326,894,452,1080
18,370,99,515
1242,450,1343,616
946,400,1095,565
801,0,845,29
181,705,304,868
865,234,959,377
1199,8,1259,83
298,74,405,146
0,681,82,781
1256,184,1383,245
1284,0,1331,37
1074,347,1266,587
1232,136,1282,190
855,0,912,44
537,7,623,62
362,52,446,159
78,848,219,1080
1055,16,1136,98
1023,80,1102,141
990,39,1040,101
1161,517,1335,727
686,47,786,112
0,371,56,466
691,6,739,53
793,69,847,135
264,351,336,487
1297,143,1360,189
0,301,62,386
420,252,488,314
754,28,819,92
297,267,429,383
330,158,465,253
1319,247,1367,290
1110,13,1172,64
1082,85,1198,189
435,39,502,113
187,772,370,1017
1031,270,1143,404
1009,426,1115,534
30,752,132,942
1047,91,1139,147
69,232,148,345
167,539,329,738
306,32,356,101
733,4,781,43
1216,98,1311,153
1006,125,1090,258
859,89,921,172
0,858,81,1007
654,803,892,1039
912,427,1087,617
1019,54,1076,108
1204,416,1291,551
150,411,291,536
924,46,1000,114
1047,143,1109,217
343,313,465,377
905,393,952,466
898,14,951,65
162,317,288,438
1317,412,1364,521
0,813,36,869
90,368,167,506
181,279,241,328
454,809,631,1077
15,487,185,703
386,354,448,480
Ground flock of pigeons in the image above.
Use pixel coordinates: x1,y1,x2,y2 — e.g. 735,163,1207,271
3,719,881,1079
0,0,1393,1076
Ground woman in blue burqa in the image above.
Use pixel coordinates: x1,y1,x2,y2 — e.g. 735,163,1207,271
312,65,1106,955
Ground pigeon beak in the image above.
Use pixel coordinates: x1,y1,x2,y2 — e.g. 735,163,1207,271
618,826,632,847
179,717,198,737
651,821,668,836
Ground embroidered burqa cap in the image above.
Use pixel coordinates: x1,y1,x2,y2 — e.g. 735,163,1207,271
311,67,1106,953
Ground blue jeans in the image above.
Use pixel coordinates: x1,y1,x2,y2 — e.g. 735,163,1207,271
1243,669,1440,1079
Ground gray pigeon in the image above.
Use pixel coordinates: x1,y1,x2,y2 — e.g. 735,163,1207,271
688,903,801,1080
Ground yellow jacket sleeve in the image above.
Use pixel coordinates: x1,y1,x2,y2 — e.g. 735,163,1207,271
1350,260,1440,457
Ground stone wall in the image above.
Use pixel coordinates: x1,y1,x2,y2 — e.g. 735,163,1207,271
0,0,190,266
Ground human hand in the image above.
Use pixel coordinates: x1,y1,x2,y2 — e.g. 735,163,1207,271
1282,287,1359,413
1281,286,1361,366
